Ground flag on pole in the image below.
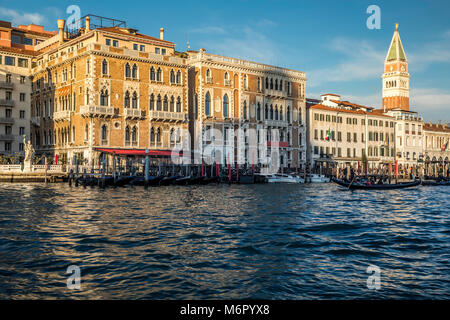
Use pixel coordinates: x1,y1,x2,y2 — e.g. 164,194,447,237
325,128,331,141
442,140,449,152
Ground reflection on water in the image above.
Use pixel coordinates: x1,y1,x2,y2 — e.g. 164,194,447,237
0,183,448,299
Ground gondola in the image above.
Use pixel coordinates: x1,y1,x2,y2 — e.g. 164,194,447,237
130,175,164,186
159,175,181,186
114,176,135,187
172,176,192,185
189,176,206,185
199,176,219,185
332,177,421,190
421,180,450,186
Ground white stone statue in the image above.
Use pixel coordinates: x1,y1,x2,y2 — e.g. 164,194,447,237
24,140,35,162
23,139,35,172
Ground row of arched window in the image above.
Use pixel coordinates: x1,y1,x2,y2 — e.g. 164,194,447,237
385,80,397,88
204,92,229,118
125,125,138,145
149,94,182,112
33,127,74,146
99,90,183,112
204,92,291,122
149,127,182,146
101,60,183,84
204,70,291,93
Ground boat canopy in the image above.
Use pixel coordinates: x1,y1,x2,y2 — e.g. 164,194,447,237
95,148,183,157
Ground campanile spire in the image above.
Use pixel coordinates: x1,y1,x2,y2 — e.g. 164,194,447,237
382,23,410,111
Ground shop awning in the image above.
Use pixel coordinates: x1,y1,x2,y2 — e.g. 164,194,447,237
95,148,183,157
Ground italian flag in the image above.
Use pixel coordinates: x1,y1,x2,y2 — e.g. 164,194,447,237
325,128,331,141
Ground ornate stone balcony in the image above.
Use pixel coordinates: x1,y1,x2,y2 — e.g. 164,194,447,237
124,108,145,119
265,89,287,99
0,117,15,124
0,99,14,107
31,117,40,126
54,110,72,122
80,105,116,118
264,119,288,127
0,134,15,141
148,110,186,122
0,82,14,90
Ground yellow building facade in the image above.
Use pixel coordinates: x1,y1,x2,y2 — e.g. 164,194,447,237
31,17,189,165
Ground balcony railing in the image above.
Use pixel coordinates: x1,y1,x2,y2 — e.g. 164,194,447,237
80,105,115,118
0,99,14,107
265,89,287,99
267,141,290,148
206,77,213,84
0,82,14,90
148,110,186,122
125,141,139,147
31,117,40,126
0,117,15,124
224,79,231,86
264,119,288,127
124,108,145,119
54,110,72,121
0,134,15,141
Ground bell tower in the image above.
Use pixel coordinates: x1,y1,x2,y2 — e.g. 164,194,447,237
382,23,410,111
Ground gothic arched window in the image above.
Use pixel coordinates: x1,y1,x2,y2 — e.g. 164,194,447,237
205,92,211,116
102,59,108,75
170,96,175,112
176,97,181,112
124,91,130,108
132,91,138,108
100,89,108,106
156,95,162,111
170,70,175,83
125,63,131,78
150,67,155,81
132,64,138,79
149,94,155,110
223,94,229,118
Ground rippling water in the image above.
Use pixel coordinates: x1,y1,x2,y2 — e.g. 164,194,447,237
0,182,448,299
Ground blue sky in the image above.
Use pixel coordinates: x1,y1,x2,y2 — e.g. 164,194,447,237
1,0,449,122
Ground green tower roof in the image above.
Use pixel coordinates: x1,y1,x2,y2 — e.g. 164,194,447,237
386,24,407,62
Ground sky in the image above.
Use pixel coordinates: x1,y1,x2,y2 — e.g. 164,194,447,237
1,0,449,122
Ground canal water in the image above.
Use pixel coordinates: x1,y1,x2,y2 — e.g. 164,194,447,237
0,183,448,299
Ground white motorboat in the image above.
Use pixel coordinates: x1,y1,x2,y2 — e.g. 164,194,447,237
265,174,304,183
310,174,330,183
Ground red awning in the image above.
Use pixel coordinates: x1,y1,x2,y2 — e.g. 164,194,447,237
95,148,183,157
267,141,290,148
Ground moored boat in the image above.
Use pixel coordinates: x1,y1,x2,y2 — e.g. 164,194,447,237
159,175,180,186
332,177,421,190
310,174,330,183
264,174,304,183
421,180,450,186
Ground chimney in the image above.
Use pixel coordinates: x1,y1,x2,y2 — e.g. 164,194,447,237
86,16,91,32
160,28,164,40
57,19,65,45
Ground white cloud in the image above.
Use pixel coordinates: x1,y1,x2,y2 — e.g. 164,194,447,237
193,23,282,65
190,26,228,35
410,88,450,122
306,37,385,87
0,7,46,26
